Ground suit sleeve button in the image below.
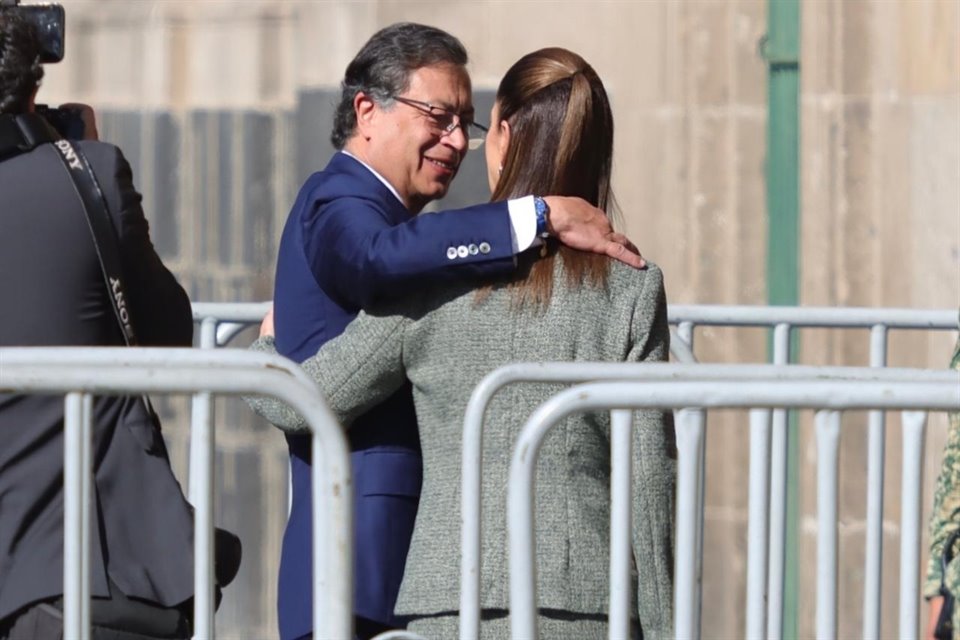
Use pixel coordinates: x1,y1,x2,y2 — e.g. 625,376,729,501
457,245,469,258
447,247,458,260
478,242,491,254
468,243,479,256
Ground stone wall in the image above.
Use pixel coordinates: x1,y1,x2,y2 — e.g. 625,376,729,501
38,1,959,637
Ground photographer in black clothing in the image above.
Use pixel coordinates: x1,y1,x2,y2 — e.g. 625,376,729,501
0,6,238,639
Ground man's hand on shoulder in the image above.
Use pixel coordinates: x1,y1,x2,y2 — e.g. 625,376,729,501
542,196,645,269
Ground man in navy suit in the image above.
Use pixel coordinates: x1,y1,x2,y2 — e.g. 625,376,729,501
272,23,643,640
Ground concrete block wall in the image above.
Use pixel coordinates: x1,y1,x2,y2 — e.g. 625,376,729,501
798,1,959,636
36,1,959,637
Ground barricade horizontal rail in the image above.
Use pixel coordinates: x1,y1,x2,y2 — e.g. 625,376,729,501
0,347,353,640
190,303,957,348
505,377,959,640
667,305,956,329
192,303,957,329
192,302,272,322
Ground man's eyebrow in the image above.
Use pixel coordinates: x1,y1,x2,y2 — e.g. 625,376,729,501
428,100,474,116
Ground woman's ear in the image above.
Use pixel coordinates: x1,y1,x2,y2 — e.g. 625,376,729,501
497,119,511,169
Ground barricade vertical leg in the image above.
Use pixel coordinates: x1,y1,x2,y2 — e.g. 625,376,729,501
863,324,888,640
670,322,698,365
192,390,216,640
508,412,546,640
81,394,92,637
609,410,633,640
677,322,707,637
899,411,927,640
693,409,707,639
63,392,92,640
690,410,707,638
767,404,788,640
815,410,841,640
676,322,708,636
746,409,772,639
675,322,695,357
460,376,493,640
767,322,791,640
189,317,218,638
189,317,219,505
675,408,705,640
313,429,329,639
313,429,354,640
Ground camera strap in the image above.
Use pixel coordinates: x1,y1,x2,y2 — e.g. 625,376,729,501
48,138,166,438
0,113,56,161
4,114,164,438
49,139,139,345
0,114,137,344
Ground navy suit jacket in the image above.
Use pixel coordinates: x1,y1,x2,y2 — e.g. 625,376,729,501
273,152,515,638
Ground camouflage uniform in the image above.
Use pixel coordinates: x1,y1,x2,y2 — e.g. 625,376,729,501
924,333,960,638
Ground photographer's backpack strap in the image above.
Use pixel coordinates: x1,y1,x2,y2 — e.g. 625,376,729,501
0,113,56,161
48,138,139,346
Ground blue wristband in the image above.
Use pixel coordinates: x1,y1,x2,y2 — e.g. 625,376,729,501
534,196,550,239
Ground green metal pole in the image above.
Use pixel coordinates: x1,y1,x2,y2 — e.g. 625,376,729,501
764,0,800,638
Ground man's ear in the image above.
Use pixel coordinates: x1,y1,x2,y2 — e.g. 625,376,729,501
497,119,511,168
353,92,378,140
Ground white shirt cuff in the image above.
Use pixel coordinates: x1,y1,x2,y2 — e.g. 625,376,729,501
507,195,539,253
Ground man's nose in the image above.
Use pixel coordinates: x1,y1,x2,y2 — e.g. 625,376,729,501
444,123,469,153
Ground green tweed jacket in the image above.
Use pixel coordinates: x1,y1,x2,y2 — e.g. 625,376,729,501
249,259,676,639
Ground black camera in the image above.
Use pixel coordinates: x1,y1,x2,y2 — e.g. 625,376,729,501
35,103,84,139
1,1,82,138
1,0,64,63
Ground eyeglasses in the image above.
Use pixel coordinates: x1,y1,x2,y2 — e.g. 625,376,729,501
391,95,488,150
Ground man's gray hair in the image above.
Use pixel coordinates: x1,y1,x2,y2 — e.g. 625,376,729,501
330,22,468,150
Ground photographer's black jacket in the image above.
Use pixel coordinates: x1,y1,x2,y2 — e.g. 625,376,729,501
0,138,197,620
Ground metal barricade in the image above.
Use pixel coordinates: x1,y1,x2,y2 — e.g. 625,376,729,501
459,363,959,640
667,305,957,639
191,302,271,350
183,302,956,638
502,373,959,640
189,302,272,507
0,347,353,640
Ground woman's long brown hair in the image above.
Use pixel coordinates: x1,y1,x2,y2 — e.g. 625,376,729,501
487,47,616,309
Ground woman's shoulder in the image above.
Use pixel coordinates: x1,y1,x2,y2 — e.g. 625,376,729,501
607,259,665,293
